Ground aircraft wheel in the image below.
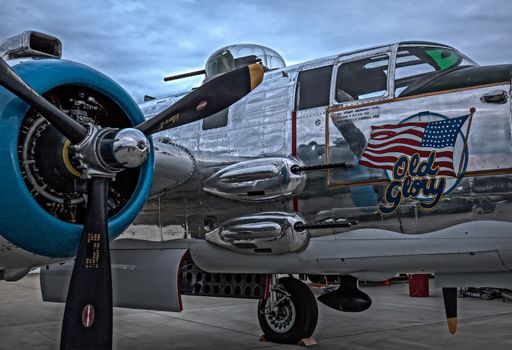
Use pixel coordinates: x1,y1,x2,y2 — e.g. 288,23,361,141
258,277,318,344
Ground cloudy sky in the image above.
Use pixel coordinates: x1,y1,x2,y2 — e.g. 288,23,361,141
1,0,511,103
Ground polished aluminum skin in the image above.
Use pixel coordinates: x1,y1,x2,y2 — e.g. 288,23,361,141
150,137,197,197
129,63,299,241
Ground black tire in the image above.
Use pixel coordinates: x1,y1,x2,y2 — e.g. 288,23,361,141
257,277,318,344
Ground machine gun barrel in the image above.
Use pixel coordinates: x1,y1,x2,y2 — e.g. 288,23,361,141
290,162,353,174
163,69,206,82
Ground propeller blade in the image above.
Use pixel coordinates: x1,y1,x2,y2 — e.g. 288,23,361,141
442,287,458,334
0,57,87,143
137,63,264,135
61,178,113,350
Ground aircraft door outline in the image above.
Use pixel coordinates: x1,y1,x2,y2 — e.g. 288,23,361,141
325,49,394,187
294,63,335,170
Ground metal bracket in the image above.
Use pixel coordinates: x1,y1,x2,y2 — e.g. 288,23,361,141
265,275,291,313
71,123,121,179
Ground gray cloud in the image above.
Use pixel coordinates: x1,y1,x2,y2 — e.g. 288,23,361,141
1,0,511,102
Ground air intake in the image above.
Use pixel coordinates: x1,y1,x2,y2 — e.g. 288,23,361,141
0,31,62,59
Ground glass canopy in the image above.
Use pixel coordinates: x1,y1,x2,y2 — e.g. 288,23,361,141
205,44,285,81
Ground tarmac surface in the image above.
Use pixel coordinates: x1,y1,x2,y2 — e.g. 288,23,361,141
1,274,511,349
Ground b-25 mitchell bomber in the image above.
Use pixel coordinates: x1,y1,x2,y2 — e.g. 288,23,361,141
0,31,511,348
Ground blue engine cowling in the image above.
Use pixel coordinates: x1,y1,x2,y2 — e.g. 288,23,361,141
0,58,154,258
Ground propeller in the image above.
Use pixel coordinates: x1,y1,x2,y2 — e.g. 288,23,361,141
60,178,112,349
442,287,458,334
136,63,263,135
0,57,264,349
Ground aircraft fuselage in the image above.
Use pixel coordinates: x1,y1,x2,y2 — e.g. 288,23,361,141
120,42,512,280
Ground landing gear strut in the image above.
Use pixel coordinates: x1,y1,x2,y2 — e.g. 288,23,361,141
258,276,318,344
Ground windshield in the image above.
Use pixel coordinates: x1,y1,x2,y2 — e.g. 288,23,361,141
395,45,477,96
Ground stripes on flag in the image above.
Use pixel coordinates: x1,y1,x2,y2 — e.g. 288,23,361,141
359,115,469,178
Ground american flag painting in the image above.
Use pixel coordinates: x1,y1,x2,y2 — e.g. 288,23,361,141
359,115,470,177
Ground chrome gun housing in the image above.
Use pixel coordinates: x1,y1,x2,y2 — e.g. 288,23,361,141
203,157,306,201
205,212,309,254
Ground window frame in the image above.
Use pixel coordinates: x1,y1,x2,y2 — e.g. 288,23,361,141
331,47,394,107
295,64,335,111
393,43,477,98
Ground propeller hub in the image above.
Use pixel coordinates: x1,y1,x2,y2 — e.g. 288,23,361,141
72,125,150,179
112,128,150,168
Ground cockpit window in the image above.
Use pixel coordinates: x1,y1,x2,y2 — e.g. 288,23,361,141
425,49,461,70
335,54,390,103
394,46,477,96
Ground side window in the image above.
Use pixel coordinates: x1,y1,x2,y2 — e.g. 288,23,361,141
296,65,333,110
335,54,389,103
202,108,228,130
393,47,474,97
394,49,437,96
